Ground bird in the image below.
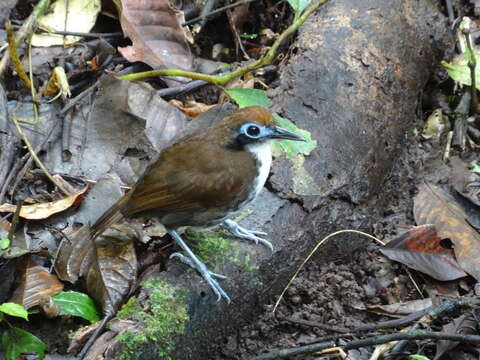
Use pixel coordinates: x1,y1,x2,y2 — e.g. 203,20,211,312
91,106,304,302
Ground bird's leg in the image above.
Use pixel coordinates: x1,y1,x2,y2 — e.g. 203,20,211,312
223,219,273,252
168,230,231,303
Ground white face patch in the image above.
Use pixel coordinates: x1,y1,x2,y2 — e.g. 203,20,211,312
245,141,272,199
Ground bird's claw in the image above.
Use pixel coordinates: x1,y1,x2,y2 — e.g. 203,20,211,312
170,252,230,302
223,219,273,252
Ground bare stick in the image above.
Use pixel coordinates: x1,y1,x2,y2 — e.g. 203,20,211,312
11,117,71,196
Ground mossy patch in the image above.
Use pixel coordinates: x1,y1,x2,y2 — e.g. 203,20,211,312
116,280,189,360
186,230,260,272
187,230,233,264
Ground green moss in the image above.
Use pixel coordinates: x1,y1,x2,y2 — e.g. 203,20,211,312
117,296,139,319
187,230,233,263
186,230,261,272
117,280,189,360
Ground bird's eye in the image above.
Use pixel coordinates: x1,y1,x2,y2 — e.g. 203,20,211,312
246,125,260,137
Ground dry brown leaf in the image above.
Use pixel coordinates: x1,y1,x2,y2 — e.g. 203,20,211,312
0,185,88,220
54,224,137,316
117,0,193,70
380,224,467,281
434,315,477,360
414,184,480,281
10,257,64,310
168,99,216,117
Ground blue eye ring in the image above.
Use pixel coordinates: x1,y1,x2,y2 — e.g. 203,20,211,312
240,122,263,139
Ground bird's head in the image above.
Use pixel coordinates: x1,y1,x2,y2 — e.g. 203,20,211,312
210,106,305,150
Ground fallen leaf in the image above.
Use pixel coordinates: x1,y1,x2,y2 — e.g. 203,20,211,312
43,66,72,98
0,185,88,220
168,99,216,118
10,257,64,310
368,298,433,317
414,184,480,281
380,224,467,281
55,224,138,316
43,76,189,184
0,0,17,25
434,315,477,360
31,0,101,47
117,0,193,70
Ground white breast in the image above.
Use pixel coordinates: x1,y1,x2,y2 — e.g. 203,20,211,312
245,141,272,198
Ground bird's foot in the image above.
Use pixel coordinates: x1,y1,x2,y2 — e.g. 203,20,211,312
223,219,273,252
168,230,231,303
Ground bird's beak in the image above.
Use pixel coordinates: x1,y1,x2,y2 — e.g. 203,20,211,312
269,126,305,141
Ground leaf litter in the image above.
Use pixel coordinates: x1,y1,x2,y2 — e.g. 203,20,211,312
2,0,479,359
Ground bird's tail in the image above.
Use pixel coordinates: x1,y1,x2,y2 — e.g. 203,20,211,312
90,194,131,238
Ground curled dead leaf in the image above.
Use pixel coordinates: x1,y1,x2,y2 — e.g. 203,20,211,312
10,257,64,310
117,0,193,70
55,224,138,316
414,184,480,281
0,185,88,220
168,99,216,117
380,224,467,281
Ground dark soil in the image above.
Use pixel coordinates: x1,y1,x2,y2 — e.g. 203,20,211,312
213,123,461,359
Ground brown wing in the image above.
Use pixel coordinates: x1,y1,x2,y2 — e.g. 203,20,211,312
122,140,256,217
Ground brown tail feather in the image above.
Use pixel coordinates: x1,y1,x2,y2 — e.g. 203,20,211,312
91,194,130,238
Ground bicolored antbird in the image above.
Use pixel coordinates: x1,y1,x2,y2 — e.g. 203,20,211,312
92,106,304,302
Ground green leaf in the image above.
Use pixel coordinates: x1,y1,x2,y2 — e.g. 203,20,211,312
272,114,316,158
0,237,9,250
471,160,480,174
409,355,431,360
0,303,28,320
287,0,309,18
225,88,272,108
1,327,46,360
52,291,100,323
441,57,480,89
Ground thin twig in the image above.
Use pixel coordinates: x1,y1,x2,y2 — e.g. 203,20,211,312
11,117,71,196
250,331,480,360
463,26,478,114
0,0,50,76
183,0,256,26
60,79,100,114
383,298,477,359
282,305,434,334
119,0,331,85
77,315,114,360
272,229,384,313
